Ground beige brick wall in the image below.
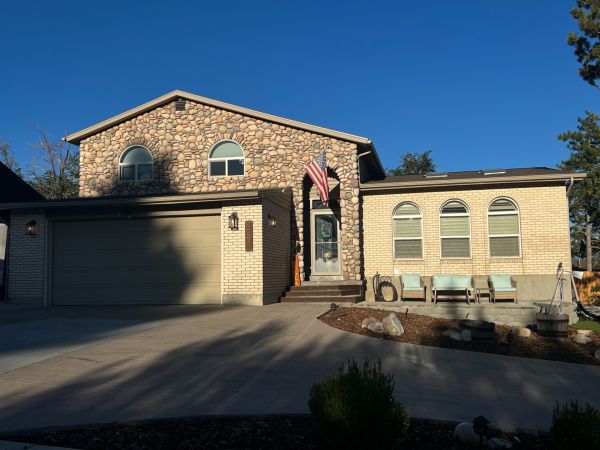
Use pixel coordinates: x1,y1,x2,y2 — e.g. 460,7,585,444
7,210,46,304
221,202,264,305
362,184,571,279
262,198,292,303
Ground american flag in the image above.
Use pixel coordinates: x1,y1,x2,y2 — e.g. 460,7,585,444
306,152,329,205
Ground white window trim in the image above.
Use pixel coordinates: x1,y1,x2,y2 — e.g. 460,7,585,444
118,145,153,183
392,203,424,260
487,198,522,259
208,140,245,178
439,200,472,259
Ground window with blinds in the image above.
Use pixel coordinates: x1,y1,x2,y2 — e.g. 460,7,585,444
488,198,521,257
393,203,423,259
440,200,470,258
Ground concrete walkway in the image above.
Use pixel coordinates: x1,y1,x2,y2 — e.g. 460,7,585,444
0,303,598,433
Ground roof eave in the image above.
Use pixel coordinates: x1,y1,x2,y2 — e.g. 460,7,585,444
64,90,372,146
360,172,588,191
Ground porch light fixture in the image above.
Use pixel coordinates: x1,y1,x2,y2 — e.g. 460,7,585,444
228,212,239,231
25,220,37,236
268,214,277,227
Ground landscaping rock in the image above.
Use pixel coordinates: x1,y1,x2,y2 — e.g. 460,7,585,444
595,349,600,361
361,317,378,329
366,321,384,333
443,328,462,341
453,422,482,447
461,329,472,342
572,334,592,345
576,329,593,337
513,326,531,338
382,313,404,336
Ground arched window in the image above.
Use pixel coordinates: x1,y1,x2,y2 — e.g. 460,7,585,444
393,202,423,259
488,198,521,257
209,141,244,176
119,146,153,181
440,200,471,258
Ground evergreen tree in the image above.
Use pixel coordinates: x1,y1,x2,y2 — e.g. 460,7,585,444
387,150,436,176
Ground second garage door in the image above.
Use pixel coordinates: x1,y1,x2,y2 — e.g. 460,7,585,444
51,214,221,305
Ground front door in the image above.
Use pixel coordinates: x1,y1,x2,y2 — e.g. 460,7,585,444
311,209,341,276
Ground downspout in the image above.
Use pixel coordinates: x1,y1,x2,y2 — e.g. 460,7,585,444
357,150,372,184
566,177,574,197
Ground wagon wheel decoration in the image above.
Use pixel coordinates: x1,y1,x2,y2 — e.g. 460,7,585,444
372,272,398,302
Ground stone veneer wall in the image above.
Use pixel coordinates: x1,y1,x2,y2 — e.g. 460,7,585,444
79,99,362,281
7,210,47,305
262,198,292,303
362,184,572,301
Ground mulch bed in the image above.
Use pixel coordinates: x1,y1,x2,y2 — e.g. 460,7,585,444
319,307,600,365
4,415,548,450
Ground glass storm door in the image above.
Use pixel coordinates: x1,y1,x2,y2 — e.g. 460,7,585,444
312,212,341,275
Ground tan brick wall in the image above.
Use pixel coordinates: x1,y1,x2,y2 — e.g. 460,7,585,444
362,184,572,278
262,198,292,303
79,99,362,280
221,202,264,305
7,210,46,304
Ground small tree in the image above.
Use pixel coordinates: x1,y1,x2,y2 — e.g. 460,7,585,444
387,150,436,176
559,111,600,271
0,140,22,176
29,130,79,199
568,0,600,88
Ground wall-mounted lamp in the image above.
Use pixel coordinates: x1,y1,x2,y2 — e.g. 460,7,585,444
25,220,37,236
228,212,239,231
268,214,277,227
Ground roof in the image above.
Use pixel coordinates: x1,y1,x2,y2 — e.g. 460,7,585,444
64,90,373,146
0,188,290,211
0,162,44,202
360,167,587,191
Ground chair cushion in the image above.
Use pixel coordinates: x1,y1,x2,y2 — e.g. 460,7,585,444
452,275,472,290
494,287,516,292
401,274,421,289
490,275,512,289
432,275,451,288
433,275,471,290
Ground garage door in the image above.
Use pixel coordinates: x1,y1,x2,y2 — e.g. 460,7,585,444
51,214,221,305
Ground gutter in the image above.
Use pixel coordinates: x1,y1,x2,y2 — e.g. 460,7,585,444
360,173,588,192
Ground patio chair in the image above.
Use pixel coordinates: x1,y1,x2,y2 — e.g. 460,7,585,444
488,274,517,303
400,274,426,302
432,275,474,304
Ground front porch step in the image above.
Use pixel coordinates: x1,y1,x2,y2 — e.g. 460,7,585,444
280,282,365,303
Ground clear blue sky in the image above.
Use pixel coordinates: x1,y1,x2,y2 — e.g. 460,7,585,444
0,0,597,172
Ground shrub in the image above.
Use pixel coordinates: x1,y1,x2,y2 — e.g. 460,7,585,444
308,358,409,450
550,400,600,449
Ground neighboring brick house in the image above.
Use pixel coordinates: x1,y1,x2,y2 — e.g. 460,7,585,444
0,90,585,308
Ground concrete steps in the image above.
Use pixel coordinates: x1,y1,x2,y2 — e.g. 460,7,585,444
281,282,364,303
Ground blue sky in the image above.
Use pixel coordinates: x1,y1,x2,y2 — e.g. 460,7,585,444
0,0,597,172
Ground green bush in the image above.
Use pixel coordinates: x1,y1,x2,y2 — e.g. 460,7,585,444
308,358,409,450
550,400,600,449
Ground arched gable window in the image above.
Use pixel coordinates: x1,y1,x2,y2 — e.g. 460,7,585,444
209,141,244,176
440,200,471,258
393,202,423,259
488,198,521,257
119,146,153,181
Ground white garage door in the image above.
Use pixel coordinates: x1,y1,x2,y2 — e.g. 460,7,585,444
51,214,221,305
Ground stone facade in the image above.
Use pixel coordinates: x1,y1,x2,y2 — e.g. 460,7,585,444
79,99,362,281
7,210,47,304
362,184,572,302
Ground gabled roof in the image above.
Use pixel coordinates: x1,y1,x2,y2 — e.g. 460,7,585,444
64,90,374,146
0,162,44,202
361,167,587,191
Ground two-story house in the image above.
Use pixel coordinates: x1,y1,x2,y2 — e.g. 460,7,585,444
0,90,585,307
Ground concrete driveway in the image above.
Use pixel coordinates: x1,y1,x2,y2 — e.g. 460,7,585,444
0,303,598,433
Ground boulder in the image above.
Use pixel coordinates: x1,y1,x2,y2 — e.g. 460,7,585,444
361,317,378,329
572,334,592,345
443,328,462,341
382,313,404,336
595,349,600,361
453,422,482,447
576,329,593,337
366,321,384,333
461,329,472,342
513,326,531,338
